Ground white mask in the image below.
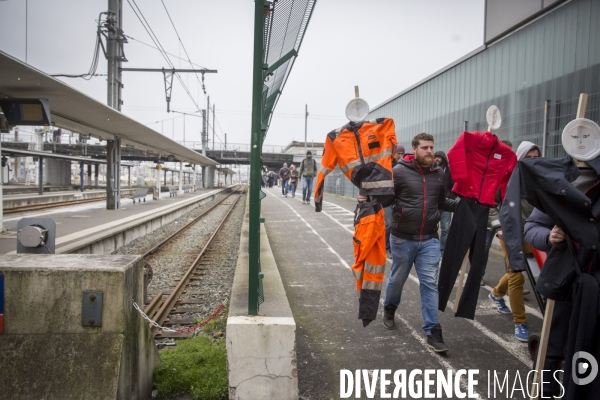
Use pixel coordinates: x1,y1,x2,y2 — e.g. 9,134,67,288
561,118,600,161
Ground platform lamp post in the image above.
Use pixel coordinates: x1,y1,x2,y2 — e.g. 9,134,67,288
304,104,308,154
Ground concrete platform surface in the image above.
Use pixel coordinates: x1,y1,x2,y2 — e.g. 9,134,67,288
3,188,138,208
0,187,225,254
260,188,541,400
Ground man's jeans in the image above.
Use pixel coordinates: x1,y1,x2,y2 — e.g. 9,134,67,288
439,211,452,254
384,236,441,335
281,179,289,195
384,205,393,251
302,176,314,201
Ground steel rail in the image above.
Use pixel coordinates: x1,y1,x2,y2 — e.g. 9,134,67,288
151,192,242,333
140,189,237,258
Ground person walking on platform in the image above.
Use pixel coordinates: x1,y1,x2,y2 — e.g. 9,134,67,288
299,150,317,204
434,150,454,258
289,164,299,198
279,162,291,197
383,133,458,353
267,170,275,188
384,144,405,258
487,141,540,342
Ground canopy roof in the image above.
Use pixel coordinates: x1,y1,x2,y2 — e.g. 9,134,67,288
0,50,217,166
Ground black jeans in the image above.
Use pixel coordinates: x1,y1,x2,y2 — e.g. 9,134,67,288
438,198,490,319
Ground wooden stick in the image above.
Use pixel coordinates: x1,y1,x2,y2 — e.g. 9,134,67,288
530,299,555,400
453,250,470,313
574,94,590,168
531,92,588,399
576,93,588,119
354,86,359,98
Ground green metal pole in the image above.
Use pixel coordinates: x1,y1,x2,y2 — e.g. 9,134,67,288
248,0,265,315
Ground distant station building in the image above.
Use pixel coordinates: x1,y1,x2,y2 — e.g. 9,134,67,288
368,0,600,157
280,141,324,167
282,141,324,156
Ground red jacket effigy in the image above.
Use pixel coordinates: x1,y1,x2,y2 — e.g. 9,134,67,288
447,131,516,206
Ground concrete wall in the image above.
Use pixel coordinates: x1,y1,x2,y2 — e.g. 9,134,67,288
0,254,159,400
64,187,233,255
227,207,298,399
3,188,136,209
44,158,71,186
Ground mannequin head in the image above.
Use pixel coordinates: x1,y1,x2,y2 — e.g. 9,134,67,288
561,118,600,161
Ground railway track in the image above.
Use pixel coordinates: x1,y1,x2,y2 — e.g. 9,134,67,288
138,187,245,341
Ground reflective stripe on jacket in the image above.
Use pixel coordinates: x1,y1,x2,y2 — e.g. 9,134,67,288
353,201,387,325
314,118,397,209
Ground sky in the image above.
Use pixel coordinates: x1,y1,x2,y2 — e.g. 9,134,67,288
0,0,485,150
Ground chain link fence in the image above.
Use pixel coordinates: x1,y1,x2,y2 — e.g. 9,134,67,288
322,92,600,199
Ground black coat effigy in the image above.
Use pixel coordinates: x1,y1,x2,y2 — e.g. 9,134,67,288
500,155,600,400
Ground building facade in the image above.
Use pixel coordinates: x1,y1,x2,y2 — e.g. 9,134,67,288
368,0,599,157
322,0,599,198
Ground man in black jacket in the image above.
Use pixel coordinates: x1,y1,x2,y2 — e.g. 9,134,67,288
383,133,458,353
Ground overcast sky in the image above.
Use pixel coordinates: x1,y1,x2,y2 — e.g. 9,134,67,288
0,0,485,149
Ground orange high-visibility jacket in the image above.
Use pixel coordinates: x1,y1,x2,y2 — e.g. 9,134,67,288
314,118,397,211
313,117,396,326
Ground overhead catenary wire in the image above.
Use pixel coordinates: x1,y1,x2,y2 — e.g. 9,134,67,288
159,0,207,97
126,0,202,112
124,34,207,69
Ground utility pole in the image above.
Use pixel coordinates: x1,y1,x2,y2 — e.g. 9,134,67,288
201,109,207,189
106,0,125,210
304,104,309,153
212,104,216,150
201,110,207,155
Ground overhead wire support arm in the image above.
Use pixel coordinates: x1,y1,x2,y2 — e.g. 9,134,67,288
119,68,217,112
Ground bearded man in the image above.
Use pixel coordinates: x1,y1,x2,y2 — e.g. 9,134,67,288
382,133,458,353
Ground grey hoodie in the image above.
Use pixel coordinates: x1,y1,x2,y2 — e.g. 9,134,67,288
489,140,541,233
516,141,541,161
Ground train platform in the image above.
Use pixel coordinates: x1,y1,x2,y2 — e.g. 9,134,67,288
259,188,543,399
3,187,137,209
0,186,234,255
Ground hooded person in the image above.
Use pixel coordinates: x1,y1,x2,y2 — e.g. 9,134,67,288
434,150,454,257
279,162,291,197
384,144,407,258
487,140,541,342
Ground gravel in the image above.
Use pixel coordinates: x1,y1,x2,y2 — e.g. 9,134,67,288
114,189,247,344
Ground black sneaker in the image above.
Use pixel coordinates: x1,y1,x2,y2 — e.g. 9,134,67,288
426,324,449,353
382,305,397,330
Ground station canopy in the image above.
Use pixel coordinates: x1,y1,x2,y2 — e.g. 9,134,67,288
0,50,217,166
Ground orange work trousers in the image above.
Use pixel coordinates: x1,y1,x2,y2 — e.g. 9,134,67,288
352,201,387,326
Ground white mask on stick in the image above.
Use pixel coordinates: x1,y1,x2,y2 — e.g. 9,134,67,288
561,118,600,161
